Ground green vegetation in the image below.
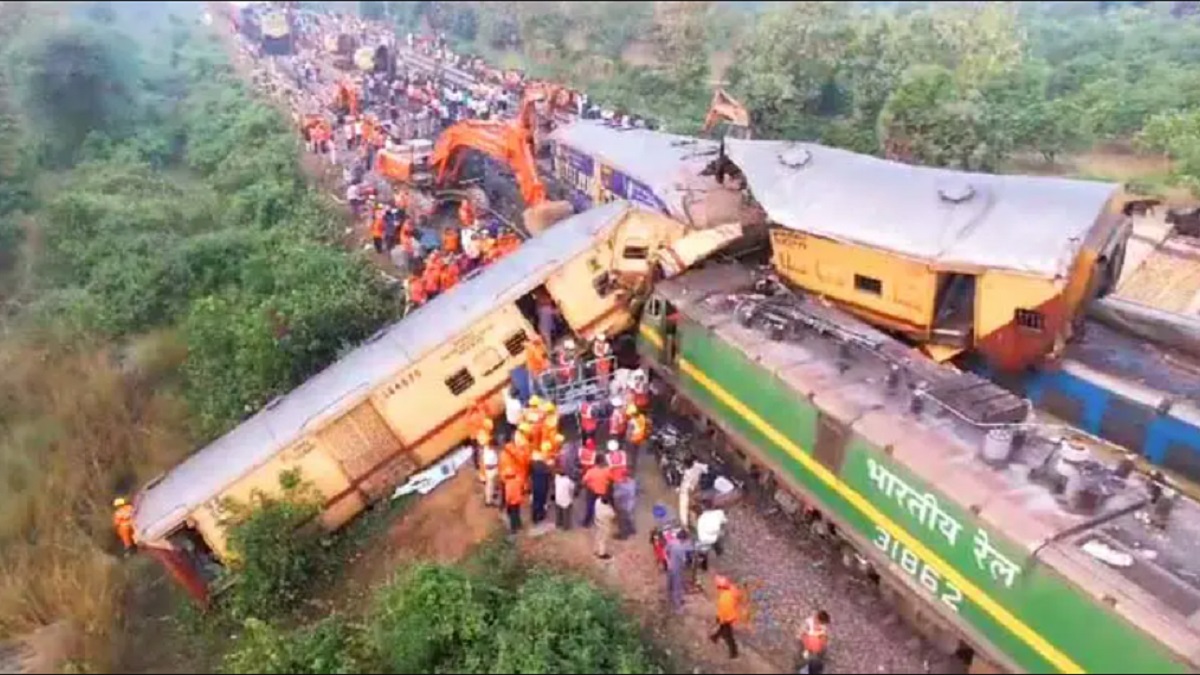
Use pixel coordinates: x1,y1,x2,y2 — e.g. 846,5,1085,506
0,3,398,669
222,561,664,674
387,1,1200,189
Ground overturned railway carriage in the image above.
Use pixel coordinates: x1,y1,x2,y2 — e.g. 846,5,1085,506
638,264,1200,674
723,140,1131,372
132,202,692,601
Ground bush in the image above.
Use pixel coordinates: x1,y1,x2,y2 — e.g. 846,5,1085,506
218,471,335,620
370,564,501,673
222,617,369,675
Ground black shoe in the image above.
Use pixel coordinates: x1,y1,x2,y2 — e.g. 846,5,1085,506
597,554,613,560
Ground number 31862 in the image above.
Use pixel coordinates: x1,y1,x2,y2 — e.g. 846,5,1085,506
874,526,964,613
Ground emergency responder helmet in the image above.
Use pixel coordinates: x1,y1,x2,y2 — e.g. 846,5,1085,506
541,441,552,452
529,395,543,407
518,423,532,434
563,338,576,351
607,440,620,452
594,332,606,342
482,418,495,430
626,403,638,415
113,497,127,508
541,401,556,413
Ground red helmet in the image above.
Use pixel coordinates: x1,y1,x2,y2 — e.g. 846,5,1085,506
714,575,732,590
585,438,596,450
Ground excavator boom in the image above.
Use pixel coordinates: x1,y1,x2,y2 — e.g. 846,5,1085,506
431,120,547,206
702,88,751,139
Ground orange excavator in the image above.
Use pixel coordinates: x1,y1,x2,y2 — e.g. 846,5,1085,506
374,81,579,231
702,88,752,140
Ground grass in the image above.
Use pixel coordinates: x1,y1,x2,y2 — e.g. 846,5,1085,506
0,335,193,669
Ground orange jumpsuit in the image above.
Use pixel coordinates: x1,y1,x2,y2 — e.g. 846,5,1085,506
407,274,427,306
440,262,460,290
113,504,135,549
526,338,549,378
422,263,441,297
442,227,460,254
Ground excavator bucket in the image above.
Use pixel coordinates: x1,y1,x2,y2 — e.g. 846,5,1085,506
522,200,575,236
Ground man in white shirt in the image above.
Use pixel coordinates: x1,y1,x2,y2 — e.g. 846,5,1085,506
696,506,728,555
554,467,576,530
678,459,709,527
481,441,499,507
504,385,523,437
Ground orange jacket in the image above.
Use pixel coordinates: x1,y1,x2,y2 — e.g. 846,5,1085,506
442,227,460,253
526,340,549,375
583,466,612,496
113,504,135,548
504,475,525,506
408,275,427,305
628,414,649,445
422,267,441,295
440,263,460,290
717,587,739,625
371,212,385,238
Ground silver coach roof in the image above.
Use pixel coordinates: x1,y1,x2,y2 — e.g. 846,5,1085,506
134,200,634,541
548,121,721,222
724,139,1119,278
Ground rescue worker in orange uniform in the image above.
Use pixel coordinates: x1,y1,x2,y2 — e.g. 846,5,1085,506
504,468,525,533
592,332,613,388
422,254,443,300
480,235,498,264
555,338,578,387
798,610,831,675
606,439,629,482
113,497,135,551
525,335,550,391
371,207,386,254
441,225,460,254
710,576,740,659
540,401,559,444
579,399,599,444
627,404,650,471
407,273,427,307
609,396,629,439
439,256,461,291
458,198,477,228
579,437,598,474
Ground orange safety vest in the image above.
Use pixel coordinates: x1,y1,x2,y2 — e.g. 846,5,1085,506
113,504,135,548
801,617,829,655
422,266,441,295
526,341,549,376
504,475,525,506
607,449,628,482
579,444,597,469
628,414,649,445
609,407,628,437
371,212,385,239
499,444,518,479
580,401,599,432
440,263,460,290
408,275,427,305
556,351,575,380
717,587,739,625
441,227,460,253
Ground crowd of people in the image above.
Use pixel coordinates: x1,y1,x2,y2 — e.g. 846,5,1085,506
232,10,835,669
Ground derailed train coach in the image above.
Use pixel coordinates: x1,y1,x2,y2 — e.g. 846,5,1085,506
638,264,1200,674
721,139,1132,374
131,202,699,603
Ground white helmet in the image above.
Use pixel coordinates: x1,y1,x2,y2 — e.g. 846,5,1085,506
607,440,620,452
594,332,607,342
610,396,623,408
563,338,576,351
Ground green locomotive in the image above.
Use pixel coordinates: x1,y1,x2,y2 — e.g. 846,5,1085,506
637,263,1199,674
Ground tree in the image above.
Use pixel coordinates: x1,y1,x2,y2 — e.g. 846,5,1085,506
9,23,137,159
878,64,988,170
654,1,712,88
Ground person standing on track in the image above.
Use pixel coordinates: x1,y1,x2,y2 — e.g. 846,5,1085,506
593,494,616,560
797,610,831,675
665,529,693,613
709,575,740,660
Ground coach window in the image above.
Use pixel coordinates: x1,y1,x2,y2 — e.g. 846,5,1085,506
854,274,883,296
593,271,616,297
1014,308,1045,332
444,368,475,396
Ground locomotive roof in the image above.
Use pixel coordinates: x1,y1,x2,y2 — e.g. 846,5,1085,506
133,200,635,542
656,264,1200,667
548,121,723,222
723,139,1120,279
